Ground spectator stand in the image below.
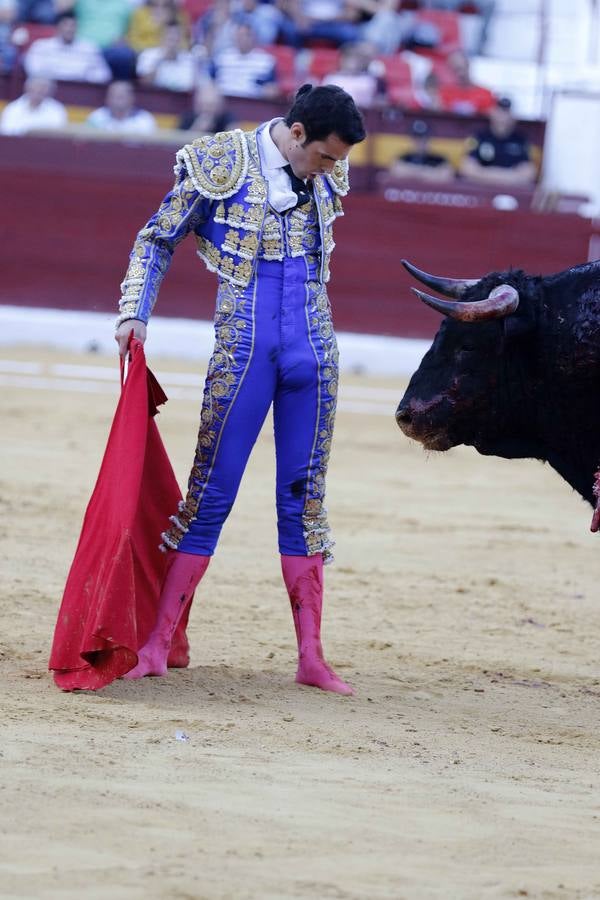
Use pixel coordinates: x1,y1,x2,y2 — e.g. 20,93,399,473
0,129,593,340
0,63,546,188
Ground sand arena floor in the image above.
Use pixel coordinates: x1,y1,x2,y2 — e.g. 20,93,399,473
2,345,600,900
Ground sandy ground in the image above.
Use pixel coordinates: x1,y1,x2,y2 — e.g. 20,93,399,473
2,345,600,900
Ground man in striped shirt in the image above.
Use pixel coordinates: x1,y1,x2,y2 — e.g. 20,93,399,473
211,22,278,99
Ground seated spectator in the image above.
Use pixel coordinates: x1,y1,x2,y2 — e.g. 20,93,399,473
194,0,237,56
127,0,190,53
297,0,361,47
437,50,495,115
322,41,380,108
178,79,235,133
459,96,537,186
86,80,157,135
24,10,111,82
402,13,444,52
0,75,67,134
60,0,136,79
360,0,414,56
136,19,195,91
386,119,454,182
211,22,278,98
17,0,57,24
236,0,283,46
195,0,289,55
61,0,131,49
1,0,17,73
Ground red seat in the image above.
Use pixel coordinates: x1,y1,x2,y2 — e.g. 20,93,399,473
308,47,341,81
413,9,462,56
378,54,413,89
377,55,415,107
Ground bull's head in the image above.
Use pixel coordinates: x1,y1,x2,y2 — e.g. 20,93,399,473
396,260,540,458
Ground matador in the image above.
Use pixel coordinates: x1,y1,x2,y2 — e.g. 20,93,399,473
115,84,366,694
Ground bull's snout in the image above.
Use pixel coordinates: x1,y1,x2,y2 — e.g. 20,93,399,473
395,403,415,435
395,404,410,425
395,394,454,451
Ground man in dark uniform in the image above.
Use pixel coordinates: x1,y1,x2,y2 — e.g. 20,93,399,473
388,119,454,183
460,96,536,186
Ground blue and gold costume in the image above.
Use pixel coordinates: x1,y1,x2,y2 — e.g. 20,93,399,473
117,126,349,564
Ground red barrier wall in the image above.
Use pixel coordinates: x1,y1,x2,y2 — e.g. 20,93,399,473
0,137,593,339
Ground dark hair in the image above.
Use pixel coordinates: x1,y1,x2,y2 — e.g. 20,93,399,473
56,11,76,23
284,84,366,146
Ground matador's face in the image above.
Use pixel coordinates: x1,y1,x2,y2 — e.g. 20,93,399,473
287,123,351,182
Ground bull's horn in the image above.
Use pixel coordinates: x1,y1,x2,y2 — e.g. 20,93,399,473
402,259,479,298
413,284,519,321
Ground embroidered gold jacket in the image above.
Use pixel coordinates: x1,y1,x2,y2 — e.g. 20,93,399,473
117,126,349,326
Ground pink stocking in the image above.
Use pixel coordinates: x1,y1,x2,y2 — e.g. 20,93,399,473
281,554,353,696
124,551,210,679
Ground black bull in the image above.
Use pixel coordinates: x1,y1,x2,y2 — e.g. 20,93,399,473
396,259,600,513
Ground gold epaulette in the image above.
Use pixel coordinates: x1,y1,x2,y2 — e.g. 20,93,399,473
325,158,350,197
175,129,249,201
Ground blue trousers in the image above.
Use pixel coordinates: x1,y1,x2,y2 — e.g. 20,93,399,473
171,256,338,560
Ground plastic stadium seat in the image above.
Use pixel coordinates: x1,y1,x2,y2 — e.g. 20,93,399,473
308,47,341,81
373,54,418,107
378,54,413,90
413,9,462,56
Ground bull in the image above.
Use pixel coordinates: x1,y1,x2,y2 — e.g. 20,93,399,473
396,258,600,527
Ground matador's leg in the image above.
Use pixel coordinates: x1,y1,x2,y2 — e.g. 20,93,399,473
274,274,353,695
126,277,278,678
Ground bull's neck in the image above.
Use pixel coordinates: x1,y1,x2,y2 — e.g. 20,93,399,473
534,302,600,506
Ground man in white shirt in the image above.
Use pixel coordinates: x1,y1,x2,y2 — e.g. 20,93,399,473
24,10,111,84
212,22,278,98
136,20,196,93
86,80,156,135
0,76,68,135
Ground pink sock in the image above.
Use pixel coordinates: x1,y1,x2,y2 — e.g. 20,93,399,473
124,551,210,679
281,554,353,696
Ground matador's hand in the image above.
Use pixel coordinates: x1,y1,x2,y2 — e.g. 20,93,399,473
115,319,147,357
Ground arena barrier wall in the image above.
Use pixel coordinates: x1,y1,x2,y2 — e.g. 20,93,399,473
0,135,594,339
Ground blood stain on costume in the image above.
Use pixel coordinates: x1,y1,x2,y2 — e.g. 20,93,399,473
291,479,304,498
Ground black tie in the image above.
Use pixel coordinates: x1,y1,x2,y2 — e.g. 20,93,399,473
283,163,311,208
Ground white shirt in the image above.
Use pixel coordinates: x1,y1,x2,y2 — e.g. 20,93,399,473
257,119,307,213
24,36,111,84
86,106,157,135
0,95,68,136
213,47,276,98
136,48,196,93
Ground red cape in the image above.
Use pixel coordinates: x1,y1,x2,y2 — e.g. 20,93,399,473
49,339,190,690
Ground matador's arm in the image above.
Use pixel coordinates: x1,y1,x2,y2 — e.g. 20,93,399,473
116,168,211,328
